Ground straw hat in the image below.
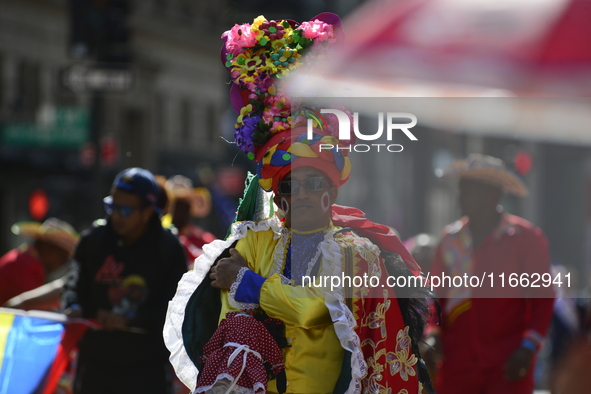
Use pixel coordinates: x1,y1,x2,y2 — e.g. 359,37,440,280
11,217,79,256
165,175,212,218
440,154,528,197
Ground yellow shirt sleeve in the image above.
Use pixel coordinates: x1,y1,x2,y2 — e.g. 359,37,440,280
219,227,333,328
260,274,332,328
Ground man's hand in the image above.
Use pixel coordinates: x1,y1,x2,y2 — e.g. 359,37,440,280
505,346,534,380
210,248,247,289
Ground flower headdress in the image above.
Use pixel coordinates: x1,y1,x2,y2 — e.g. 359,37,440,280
222,13,354,192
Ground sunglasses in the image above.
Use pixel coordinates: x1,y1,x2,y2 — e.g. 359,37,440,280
103,197,143,218
277,176,328,195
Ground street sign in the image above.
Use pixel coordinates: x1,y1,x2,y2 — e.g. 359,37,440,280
1,106,90,148
60,64,133,93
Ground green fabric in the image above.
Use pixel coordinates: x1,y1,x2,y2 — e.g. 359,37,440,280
333,351,352,394
181,270,221,370
181,241,238,371
225,172,260,239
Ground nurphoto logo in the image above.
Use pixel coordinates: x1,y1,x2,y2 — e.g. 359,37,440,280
308,109,418,153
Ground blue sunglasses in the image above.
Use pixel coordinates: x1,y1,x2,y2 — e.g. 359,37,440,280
103,196,144,218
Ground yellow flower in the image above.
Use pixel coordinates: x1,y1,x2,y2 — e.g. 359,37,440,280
264,58,280,75
255,30,266,41
238,71,256,84
237,104,253,124
271,39,287,50
251,15,266,31
283,26,294,38
244,56,263,71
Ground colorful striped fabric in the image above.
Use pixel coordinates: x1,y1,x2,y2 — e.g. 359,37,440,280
0,308,66,394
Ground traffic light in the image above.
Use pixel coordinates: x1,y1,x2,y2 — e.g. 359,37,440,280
69,0,131,63
29,189,50,221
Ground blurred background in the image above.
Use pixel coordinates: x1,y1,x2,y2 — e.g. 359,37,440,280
1,0,590,288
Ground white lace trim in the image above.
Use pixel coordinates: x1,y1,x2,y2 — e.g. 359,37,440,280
164,215,366,393
319,234,367,394
228,267,259,310
278,274,292,285
306,230,334,277
193,373,266,394
270,227,290,280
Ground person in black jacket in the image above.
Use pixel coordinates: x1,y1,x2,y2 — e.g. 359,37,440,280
63,167,188,394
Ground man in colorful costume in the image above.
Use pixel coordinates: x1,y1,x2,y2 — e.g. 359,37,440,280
426,154,555,394
164,13,434,394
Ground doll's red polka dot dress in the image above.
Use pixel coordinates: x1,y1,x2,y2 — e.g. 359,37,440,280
195,312,285,394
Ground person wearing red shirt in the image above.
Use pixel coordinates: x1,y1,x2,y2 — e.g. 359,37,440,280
427,154,555,394
0,218,78,308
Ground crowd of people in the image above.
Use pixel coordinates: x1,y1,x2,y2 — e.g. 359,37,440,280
2,11,591,394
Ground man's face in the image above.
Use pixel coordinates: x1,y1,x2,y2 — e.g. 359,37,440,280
458,178,503,219
109,189,152,239
273,167,338,231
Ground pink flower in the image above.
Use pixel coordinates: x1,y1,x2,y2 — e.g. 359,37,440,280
262,93,292,132
222,23,257,55
264,93,290,117
298,20,336,43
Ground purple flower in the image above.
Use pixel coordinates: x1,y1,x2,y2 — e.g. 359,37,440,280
235,113,262,154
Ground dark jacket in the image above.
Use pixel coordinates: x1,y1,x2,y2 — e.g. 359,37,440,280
64,217,187,365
